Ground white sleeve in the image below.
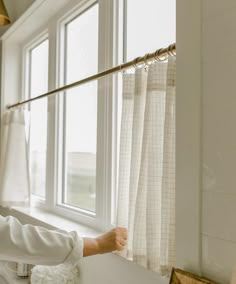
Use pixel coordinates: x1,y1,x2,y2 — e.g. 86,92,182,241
0,215,84,266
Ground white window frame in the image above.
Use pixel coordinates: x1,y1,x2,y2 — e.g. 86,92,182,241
22,0,119,231
56,0,99,226
23,30,49,103
23,30,49,208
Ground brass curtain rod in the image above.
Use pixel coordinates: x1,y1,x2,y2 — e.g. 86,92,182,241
7,43,176,110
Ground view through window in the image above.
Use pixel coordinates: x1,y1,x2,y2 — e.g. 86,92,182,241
29,39,49,198
125,0,176,60
62,4,98,212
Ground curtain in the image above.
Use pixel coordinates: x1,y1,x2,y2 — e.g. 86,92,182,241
117,57,176,276
0,110,30,207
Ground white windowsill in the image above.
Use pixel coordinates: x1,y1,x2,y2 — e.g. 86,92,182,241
0,206,170,284
9,206,101,238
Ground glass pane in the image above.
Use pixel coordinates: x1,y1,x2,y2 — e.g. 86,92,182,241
29,40,49,198
63,4,98,212
126,0,176,60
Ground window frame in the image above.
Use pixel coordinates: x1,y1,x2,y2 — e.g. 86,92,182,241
23,0,179,234
23,30,49,103
56,0,99,219
23,30,49,207
23,0,119,231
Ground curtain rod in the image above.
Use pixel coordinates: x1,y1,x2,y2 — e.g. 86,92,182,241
7,43,176,110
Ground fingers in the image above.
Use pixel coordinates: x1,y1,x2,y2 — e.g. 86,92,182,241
116,239,126,251
118,238,127,246
122,229,127,240
113,227,127,251
116,242,125,251
113,228,127,241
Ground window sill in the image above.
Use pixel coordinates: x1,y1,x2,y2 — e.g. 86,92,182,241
0,206,170,284
9,206,101,238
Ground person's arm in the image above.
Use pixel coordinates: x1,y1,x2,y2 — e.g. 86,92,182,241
0,215,127,266
0,215,83,266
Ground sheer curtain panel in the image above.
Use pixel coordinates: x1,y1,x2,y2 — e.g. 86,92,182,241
0,110,30,207
117,57,176,276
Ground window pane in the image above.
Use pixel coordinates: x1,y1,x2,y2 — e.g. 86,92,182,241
126,0,176,60
29,40,49,198
63,4,98,212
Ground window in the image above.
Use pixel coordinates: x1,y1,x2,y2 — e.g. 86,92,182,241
22,0,175,230
60,4,98,212
27,39,49,199
1,0,204,276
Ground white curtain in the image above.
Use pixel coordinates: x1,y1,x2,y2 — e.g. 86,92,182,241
117,57,176,276
0,110,30,207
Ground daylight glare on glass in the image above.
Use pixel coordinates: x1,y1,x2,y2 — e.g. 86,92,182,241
63,4,98,212
29,40,48,198
126,0,176,60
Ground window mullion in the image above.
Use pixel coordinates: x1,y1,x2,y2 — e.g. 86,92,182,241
55,17,67,210
96,0,115,231
45,23,57,210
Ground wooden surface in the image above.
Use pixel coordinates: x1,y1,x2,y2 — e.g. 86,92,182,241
170,269,217,284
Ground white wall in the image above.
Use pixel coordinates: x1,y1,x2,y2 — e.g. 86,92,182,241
176,0,201,275
201,1,236,283
177,1,236,282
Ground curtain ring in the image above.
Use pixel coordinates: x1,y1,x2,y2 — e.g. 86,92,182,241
154,48,166,61
143,53,150,72
167,44,175,57
133,57,141,69
167,44,176,56
172,44,176,56
171,44,176,56
120,63,128,74
167,45,172,57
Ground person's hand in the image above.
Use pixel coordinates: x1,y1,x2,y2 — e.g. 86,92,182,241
83,227,127,257
96,227,127,254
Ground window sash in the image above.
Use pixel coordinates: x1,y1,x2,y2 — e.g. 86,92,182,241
23,0,121,231
56,0,117,230
24,32,49,202
61,2,98,214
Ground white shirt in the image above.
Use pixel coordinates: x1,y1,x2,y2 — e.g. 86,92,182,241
0,215,83,266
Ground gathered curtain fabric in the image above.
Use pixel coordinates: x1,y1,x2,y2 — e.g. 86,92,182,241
0,110,30,207
116,57,176,276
